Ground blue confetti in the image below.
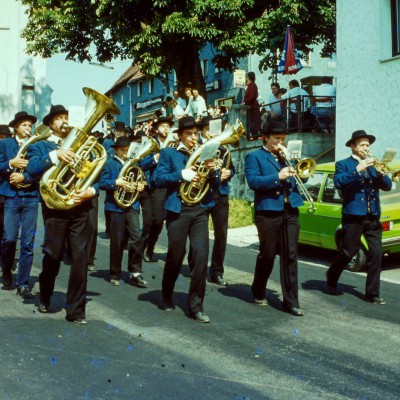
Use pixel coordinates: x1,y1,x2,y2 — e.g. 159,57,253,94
50,357,57,366
359,396,366,400
115,389,120,395
255,348,264,355
127,345,134,351
293,329,299,336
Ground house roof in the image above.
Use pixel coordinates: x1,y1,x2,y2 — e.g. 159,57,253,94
105,64,142,95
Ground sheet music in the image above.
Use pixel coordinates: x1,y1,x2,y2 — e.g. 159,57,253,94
127,142,140,159
68,106,85,128
381,148,398,163
209,119,222,137
287,140,303,160
198,141,220,162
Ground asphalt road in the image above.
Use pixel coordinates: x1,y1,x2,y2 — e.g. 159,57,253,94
1,199,400,400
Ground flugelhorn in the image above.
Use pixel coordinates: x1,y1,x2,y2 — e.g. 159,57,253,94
362,150,400,182
114,137,160,208
277,144,316,211
40,87,120,209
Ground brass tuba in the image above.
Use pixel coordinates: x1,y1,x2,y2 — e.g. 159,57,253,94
114,137,160,208
179,119,244,204
40,87,120,209
14,123,52,188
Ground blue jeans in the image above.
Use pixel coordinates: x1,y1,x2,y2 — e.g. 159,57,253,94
1,195,39,288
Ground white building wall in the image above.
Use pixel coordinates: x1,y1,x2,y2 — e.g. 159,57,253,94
336,0,400,160
0,0,52,125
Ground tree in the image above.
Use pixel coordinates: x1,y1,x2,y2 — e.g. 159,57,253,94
20,0,335,96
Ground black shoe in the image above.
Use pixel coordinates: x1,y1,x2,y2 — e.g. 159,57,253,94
326,284,343,296
66,316,87,324
130,274,148,288
160,301,175,311
38,299,50,313
193,312,210,323
143,252,158,263
2,270,12,290
283,304,304,316
17,287,35,299
211,276,228,286
366,296,386,305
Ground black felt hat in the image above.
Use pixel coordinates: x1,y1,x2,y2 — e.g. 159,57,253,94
134,130,146,139
153,116,174,128
345,130,376,147
43,105,68,126
111,136,131,148
9,111,37,127
0,125,12,136
114,121,126,130
198,115,214,127
176,116,201,134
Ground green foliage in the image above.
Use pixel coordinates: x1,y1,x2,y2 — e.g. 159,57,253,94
209,198,253,231
20,0,335,92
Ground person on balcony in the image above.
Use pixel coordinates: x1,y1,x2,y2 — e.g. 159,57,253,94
243,72,262,134
313,76,336,119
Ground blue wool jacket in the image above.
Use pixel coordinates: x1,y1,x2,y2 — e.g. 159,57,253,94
245,147,304,211
102,138,115,159
334,156,392,216
99,157,140,213
0,137,38,197
153,147,221,214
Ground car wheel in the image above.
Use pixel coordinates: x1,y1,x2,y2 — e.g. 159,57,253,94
346,247,367,272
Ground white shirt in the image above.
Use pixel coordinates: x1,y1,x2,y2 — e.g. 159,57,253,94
281,87,310,112
313,83,336,107
185,95,207,119
265,93,282,116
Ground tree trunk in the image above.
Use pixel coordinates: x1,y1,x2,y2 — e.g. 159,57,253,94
170,40,206,102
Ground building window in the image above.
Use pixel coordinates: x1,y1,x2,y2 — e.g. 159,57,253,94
392,0,400,56
148,78,154,94
120,93,124,106
299,51,311,67
201,59,208,76
214,64,220,74
137,81,142,97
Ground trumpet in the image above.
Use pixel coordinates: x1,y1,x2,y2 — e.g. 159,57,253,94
362,150,400,182
277,144,316,211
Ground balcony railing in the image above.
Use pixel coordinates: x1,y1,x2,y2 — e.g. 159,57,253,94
229,96,336,141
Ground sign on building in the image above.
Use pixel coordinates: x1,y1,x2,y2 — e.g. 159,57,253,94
234,70,246,88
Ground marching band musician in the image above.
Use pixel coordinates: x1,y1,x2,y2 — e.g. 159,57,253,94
26,105,96,324
199,116,235,286
0,112,38,297
99,136,147,288
326,130,392,304
153,116,221,323
139,116,174,263
245,130,304,316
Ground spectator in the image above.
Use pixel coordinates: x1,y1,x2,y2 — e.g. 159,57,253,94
313,76,336,118
243,71,262,134
185,88,207,122
207,104,214,117
184,87,192,106
173,90,187,110
265,82,283,120
165,96,174,120
171,100,185,122
280,79,310,112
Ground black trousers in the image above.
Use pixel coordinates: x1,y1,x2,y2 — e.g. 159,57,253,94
87,196,98,266
252,206,300,308
40,203,90,320
140,186,167,254
209,192,229,279
162,205,209,314
0,195,5,265
109,209,141,280
327,214,382,297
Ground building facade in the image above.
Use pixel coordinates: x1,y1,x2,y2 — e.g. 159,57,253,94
336,0,400,160
0,0,52,125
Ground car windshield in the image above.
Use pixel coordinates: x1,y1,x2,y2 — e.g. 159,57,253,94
381,182,400,205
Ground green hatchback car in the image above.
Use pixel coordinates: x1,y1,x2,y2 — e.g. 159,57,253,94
298,162,400,271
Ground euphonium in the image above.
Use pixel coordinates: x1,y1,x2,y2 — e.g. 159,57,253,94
114,137,160,208
15,123,51,188
40,87,120,210
179,119,244,204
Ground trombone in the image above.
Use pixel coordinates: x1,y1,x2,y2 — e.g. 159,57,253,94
277,144,316,211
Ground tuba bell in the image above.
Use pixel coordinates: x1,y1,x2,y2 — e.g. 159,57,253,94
114,137,160,208
14,123,52,188
40,87,120,210
179,119,244,204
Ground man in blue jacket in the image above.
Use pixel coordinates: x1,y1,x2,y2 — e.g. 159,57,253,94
26,105,96,324
99,136,146,288
154,116,221,323
245,130,304,316
326,130,392,304
0,111,38,297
